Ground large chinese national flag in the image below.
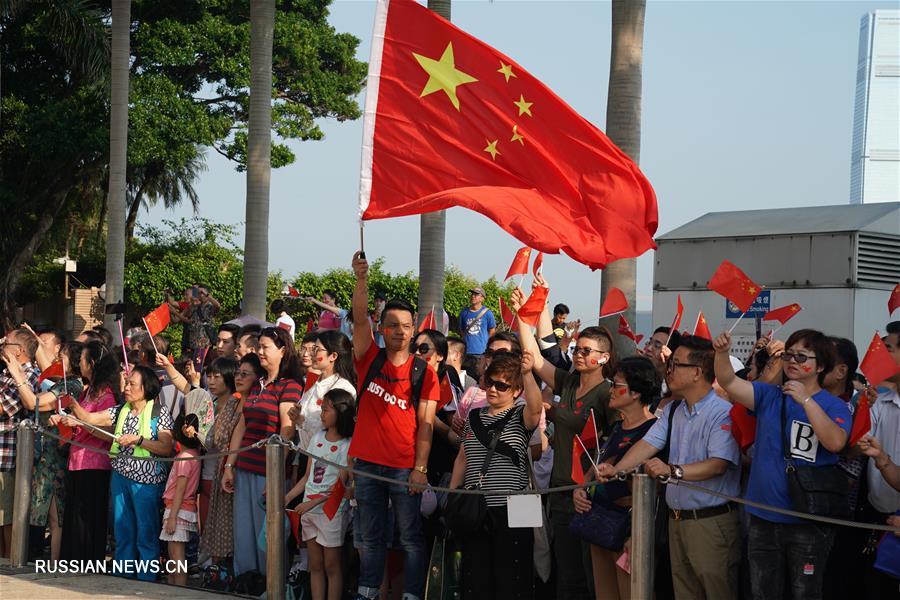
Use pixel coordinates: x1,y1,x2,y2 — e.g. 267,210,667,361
359,0,658,269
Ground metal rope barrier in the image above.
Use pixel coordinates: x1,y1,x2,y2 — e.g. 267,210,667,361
21,421,900,532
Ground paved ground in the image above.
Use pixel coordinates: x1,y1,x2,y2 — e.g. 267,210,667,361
0,559,242,599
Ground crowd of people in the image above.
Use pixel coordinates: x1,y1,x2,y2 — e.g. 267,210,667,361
0,258,897,600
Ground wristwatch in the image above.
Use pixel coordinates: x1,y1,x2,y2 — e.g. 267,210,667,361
670,464,684,480
414,465,428,475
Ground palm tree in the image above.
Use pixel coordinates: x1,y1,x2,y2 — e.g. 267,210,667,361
600,0,646,354
103,0,130,329
243,0,276,318
125,151,207,240
417,0,452,327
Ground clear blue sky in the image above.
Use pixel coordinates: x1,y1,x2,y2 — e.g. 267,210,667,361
145,0,896,327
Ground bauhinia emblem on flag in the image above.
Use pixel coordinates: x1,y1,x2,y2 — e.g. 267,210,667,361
144,303,171,337
358,0,658,269
708,260,762,314
860,332,900,387
763,303,802,325
617,315,643,346
599,287,628,319
504,247,532,280
693,311,712,341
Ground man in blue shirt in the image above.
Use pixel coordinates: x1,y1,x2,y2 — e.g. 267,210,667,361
457,287,496,358
714,328,850,600
599,335,741,600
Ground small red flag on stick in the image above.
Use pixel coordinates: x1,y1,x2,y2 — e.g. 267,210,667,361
847,392,872,448
617,315,642,345
889,283,900,316
418,306,437,332
505,247,532,280
708,260,762,314
516,285,549,326
144,303,171,337
693,311,712,341
498,296,517,328
532,252,544,277
860,332,900,387
37,361,64,384
763,303,802,325
287,285,300,298
599,287,628,319
323,479,347,520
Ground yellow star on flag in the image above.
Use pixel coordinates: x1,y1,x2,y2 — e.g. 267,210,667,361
413,42,478,111
513,94,533,117
484,139,501,161
497,61,517,83
510,124,525,145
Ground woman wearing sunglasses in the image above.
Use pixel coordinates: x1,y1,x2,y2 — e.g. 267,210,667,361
714,328,850,600
512,281,618,599
449,352,543,599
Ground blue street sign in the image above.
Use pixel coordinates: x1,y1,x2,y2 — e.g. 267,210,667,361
725,290,770,318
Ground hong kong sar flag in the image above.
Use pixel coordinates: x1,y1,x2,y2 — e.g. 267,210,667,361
358,0,658,269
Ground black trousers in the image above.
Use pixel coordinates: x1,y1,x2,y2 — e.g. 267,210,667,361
460,507,534,600
60,469,110,561
549,503,593,600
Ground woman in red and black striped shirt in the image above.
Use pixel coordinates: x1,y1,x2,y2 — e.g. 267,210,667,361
222,327,303,577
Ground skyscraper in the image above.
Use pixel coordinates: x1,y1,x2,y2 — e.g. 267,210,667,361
849,10,899,204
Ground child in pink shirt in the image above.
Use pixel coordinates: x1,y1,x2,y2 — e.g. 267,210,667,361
160,413,203,585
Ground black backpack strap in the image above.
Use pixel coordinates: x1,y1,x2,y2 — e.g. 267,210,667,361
659,399,682,463
409,356,428,410
470,407,520,484
359,348,388,398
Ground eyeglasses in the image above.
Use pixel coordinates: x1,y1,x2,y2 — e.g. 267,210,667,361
782,352,816,364
311,346,328,355
666,360,701,372
411,343,431,355
235,370,255,378
484,378,513,392
611,380,629,388
572,347,606,357
299,346,316,356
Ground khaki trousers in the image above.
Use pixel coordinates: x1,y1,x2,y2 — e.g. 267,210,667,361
668,508,740,600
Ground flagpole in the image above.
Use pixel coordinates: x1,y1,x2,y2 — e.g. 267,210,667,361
727,311,746,335
68,416,119,441
61,358,67,415
575,434,600,471
665,314,678,347
142,318,159,354
116,318,130,374
359,223,365,255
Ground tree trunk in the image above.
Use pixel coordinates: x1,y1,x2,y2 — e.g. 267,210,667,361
242,0,275,319
103,0,130,329
417,0,451,327
601,0,645,355
125,182,148,241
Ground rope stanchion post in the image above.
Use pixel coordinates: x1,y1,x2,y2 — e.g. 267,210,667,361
10,420,35,567
631,473,656,599
265,436,286,600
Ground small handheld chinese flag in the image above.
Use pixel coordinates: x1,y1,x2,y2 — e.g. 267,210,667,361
287,285,300,298
708,260,762,314
37,361,64,384
580,412,597,448
599,287,628,319
671,295,685,332
286,509,302,543
144,303,171,337
359,0,658,270
860,332,900,387
693,311,712,341
516,285,549,326
763,304,802,325
418,306,437,332
847,392,872,448
890,283,900,316
532,252,544,276
323,479,346,520
306,318,316,335
504,247,532,280
729,404,757,451
498,296,517,328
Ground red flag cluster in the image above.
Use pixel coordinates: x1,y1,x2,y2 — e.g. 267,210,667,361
708,260,762,314
359,0,658,270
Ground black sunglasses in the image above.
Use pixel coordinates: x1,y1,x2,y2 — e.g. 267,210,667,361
483,349,522,360
782,351,816,364
484,378,513,392
411,342,431,355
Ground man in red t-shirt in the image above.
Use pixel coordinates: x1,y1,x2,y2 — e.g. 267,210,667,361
349,251,439,600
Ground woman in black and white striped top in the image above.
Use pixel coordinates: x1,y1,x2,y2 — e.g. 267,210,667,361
450,352,543,600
